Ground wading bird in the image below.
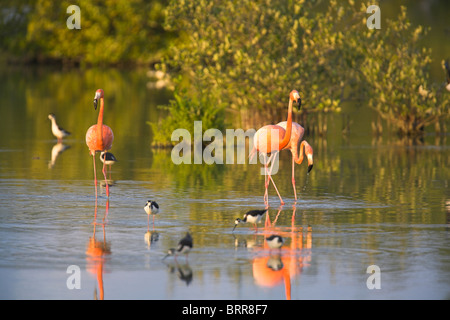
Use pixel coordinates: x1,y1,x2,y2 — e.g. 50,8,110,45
144,200,159,229
233,209,268,232
86,89,114,197
250,90,301,205
276,121,313,201
163,232,193,262
48,113,70,142
100,151,117,168
100,151,118,179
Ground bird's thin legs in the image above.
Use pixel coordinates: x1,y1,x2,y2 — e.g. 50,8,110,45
267,152,284,205
263,154,269,204
92,154,98,198
102,157,109,197
292,155,297,201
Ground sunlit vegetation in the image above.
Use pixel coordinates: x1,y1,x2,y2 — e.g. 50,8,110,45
148,87,226,147
1,0,174,66
156,0,449,144
359,7,450,136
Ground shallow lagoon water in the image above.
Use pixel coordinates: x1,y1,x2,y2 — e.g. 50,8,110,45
0,67,449,300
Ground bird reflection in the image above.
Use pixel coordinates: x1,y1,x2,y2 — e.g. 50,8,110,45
266,255,283,271
249,205,312,300
233,233,261,250
100,179,116,190
86,198,111,300
144,230,160,249
165,262,193,286
48,142,70,169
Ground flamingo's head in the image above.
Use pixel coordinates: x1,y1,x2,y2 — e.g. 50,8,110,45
93,89,104,110
290,90,302,110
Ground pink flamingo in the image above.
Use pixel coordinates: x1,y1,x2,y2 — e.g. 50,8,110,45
85,89,114,197
250,90,301,205
276,121,313,201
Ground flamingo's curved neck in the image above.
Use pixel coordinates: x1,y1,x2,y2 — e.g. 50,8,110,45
279,98,293,150
293,140,307,164
97,98,104,141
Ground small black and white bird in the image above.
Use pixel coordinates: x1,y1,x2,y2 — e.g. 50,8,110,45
144,200,159,226
233,209,268,232
145,200,159,215
100,151,118,166
265,235,284,250
48,113,71,142
163,232,193,261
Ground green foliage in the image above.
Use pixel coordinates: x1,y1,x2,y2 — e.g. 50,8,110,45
358,6,450,136
160,0,449,136
1,0,174,66
0,0,32,56
160,0,367,115
149,87,225,146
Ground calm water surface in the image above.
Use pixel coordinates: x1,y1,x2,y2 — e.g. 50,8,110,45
0,67,449,300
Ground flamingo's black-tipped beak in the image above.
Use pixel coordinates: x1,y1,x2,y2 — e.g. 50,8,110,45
307,164,313,173
93,98,98,110
232,225,237,232
296,97,302,110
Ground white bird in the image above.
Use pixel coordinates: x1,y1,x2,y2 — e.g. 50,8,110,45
48,114,70,142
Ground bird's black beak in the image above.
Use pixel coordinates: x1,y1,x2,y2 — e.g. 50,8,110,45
296,98,302,110
307,164,313,173
93,98,98,110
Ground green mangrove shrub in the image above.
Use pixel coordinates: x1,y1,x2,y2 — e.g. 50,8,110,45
158,0,449,138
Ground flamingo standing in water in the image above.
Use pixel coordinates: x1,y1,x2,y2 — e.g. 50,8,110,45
86,89,114,197
276,121,313,201
250,90,301,205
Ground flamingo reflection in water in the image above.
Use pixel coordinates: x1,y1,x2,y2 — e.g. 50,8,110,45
251,205,312,300
86,198,111,300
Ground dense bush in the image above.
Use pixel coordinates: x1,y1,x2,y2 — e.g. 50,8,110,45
1,0,173,66
157,0,449,140
148,87,226,147
359,7,450,136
